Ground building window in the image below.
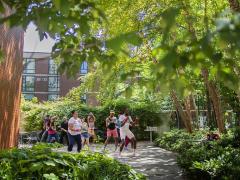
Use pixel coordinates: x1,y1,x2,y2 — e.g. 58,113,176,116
23,93,34,100
22,76,35,92
48,94,59,101
49,59,58,74
81,94,87,103
80,61,88,74
48,76,60,92
23,59,35,74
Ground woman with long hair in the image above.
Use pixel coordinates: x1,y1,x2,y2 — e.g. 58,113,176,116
47,116,59,143
81,117,90,149
87,112,97,142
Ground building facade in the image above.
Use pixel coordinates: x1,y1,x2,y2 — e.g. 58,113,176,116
22,52,88,101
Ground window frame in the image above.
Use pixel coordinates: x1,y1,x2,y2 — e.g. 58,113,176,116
48,94,59,101
23,58,36,74
48,59,58,75
48,76,60,92
22,75,35,92
80,61,88,75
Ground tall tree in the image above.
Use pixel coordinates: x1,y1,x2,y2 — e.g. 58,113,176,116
171,91,192,133
0,0,140,149
228,0,240,11
0,4,24,148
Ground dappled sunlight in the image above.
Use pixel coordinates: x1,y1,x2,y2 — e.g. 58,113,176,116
113,142,183,179
57,142,183,179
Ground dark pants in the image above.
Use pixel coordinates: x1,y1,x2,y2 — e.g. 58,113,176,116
47,134,59,143
125,136,130,147
40,130,48,142
117,128,121,143
60,132,69,145
68,133,82,152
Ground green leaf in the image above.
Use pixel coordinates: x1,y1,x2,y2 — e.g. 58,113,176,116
53,0,61,10
30,162,43,171
106,32,142,53
43,173,59,180
44,161,56,166
0,1,4,13
125,86,133,98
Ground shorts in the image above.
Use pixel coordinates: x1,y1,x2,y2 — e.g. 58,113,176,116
81,132,89,139
107,128,118,138
88,128,95,136
120,129,135,140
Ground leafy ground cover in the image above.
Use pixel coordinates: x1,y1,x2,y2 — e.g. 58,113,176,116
155,128,240,180
0,143,145,180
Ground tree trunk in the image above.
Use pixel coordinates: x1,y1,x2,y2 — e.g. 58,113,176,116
201,69,225,133
229,0,240,127
171,91,193,133
205,87,213,127
189,94,199,129
228,0,240,12
0,5,24,149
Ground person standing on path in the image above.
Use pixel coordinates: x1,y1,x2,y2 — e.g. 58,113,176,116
81,117,90,149
47,116,59,143
88,112,96,142
116,111,123,143
119,110,137,156
59,117,69,146
40,115,50,142
68,110,82,152
125,117,139,150
103,110,119,151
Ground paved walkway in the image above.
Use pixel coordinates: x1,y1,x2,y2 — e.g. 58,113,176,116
58,142,184,180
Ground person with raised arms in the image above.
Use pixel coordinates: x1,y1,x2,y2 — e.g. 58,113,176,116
87,112,97,142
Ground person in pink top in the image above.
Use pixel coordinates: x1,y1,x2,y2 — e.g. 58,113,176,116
47,116,59,143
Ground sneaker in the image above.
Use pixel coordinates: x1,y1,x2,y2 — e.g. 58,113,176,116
133,150,136,156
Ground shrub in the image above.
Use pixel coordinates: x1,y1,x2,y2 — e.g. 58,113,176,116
193,147,240,179
22,98,163,140
0,144,145,180
154,129,207,153
155,129,240,179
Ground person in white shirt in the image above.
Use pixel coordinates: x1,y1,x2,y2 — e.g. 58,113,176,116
119,109,136,156
68,110,82,152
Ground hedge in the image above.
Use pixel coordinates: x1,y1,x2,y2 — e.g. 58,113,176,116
155,128,240,179
21,98,163,140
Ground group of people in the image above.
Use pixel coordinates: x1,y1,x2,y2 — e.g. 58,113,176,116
41,109,138,156
103,109,137,156
41,111,96,152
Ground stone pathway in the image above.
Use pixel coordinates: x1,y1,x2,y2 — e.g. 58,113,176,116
58,142,184,180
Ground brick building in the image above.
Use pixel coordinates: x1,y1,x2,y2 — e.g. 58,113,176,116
22,23,88,102
22,52,88,101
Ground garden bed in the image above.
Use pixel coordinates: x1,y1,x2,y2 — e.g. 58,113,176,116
0,143,145,180
155,128,240,180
